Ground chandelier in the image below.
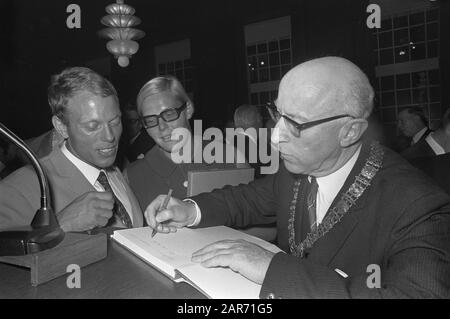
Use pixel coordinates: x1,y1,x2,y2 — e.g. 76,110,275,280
98,0,145,67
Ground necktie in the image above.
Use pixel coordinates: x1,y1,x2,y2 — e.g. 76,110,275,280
306,176,319,231
97,171,133,228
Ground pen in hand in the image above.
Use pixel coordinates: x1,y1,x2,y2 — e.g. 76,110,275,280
152,189,173,238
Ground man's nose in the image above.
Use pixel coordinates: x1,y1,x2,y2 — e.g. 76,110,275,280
102,125,115,142
271,119,289,146
158,118,169,131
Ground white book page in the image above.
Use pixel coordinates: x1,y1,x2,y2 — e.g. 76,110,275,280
112,227,192,279
112,226,282,298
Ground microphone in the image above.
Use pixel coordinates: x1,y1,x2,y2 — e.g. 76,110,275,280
0,122,65,256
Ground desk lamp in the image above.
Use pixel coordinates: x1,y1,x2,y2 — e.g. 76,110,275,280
0,122,65,256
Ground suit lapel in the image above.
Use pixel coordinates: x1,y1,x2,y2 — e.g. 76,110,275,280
44,148,96,212
47,148,95,190
308,142,374,264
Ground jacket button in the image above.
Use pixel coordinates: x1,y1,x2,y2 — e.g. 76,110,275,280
267,293,275,299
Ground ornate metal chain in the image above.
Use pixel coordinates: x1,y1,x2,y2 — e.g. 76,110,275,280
288,142,384,258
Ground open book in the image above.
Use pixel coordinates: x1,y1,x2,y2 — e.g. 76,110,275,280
112,226,282,299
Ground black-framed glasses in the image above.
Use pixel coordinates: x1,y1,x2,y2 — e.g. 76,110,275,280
266,101,355,137
141,102,187,129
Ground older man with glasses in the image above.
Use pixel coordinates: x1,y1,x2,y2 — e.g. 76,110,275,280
144,57,450,298
124,75,248,215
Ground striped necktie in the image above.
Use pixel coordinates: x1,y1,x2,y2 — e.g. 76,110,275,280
306,176,319,231
97,170,133,228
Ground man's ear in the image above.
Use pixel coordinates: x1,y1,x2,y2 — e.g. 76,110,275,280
186,101,194,120
52,115,69,140
339,118,368,147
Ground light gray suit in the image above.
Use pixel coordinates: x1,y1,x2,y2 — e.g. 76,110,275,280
0,147,143,230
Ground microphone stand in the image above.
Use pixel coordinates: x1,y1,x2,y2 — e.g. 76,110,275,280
0,122,65,256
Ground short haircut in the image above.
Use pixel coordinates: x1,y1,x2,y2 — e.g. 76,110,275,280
400,106,428,126
136,75,191,115
234,104,262,128
48,67,118,122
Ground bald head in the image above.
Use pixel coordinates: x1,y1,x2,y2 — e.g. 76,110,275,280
272,57,373,176
278,57,374,120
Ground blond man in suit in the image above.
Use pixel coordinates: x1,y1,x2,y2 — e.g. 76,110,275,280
0,67,143,231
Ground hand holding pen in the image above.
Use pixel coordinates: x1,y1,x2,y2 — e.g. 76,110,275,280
151,189,173,238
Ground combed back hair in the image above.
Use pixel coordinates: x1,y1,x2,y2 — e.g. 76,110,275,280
402,106,429,126
48,67,118,122
136,75,191,115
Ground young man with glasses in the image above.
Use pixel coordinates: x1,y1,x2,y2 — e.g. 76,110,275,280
144,57,450,298
124,75,248,214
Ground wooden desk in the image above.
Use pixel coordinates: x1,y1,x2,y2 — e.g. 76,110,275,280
0,239,206,299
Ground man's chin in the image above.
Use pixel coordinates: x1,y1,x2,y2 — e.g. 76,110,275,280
95,155,117,169
157,141,176,153
282,159,304,175
158,139,186,153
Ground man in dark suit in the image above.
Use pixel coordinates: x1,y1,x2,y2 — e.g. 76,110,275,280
408,109,450,193
233,104,270,179
121,104,155,164
402,109,449,161
144,57,450,298
0,67,143,231
397,107,432,153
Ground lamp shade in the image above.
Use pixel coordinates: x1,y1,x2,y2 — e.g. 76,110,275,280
98,0,144,67
105,3,135,15
106,39,139,57
98,27,145,41
101,15,141,28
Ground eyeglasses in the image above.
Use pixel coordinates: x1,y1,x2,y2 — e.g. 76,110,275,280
141,102,187,129
266,101,355,137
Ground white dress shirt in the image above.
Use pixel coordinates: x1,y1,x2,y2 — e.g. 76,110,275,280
425,134,446,155
189,145,361,227
314,145,361,224
412,127,428,145
61,143,133,224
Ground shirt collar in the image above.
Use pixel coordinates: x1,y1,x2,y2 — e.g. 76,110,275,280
425,133,446,155
60,142,102,186
412,127,427,144
315,145,362,199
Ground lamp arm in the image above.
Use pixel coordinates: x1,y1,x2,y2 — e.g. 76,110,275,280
0,122,49,209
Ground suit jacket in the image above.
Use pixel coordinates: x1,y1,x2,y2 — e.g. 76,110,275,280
124,144,241,212
395,128,432,153
26,129,63,159
126,131,155,163
410,153,450,195
192,142,450,298
0,147,143,230
401,137,435,161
